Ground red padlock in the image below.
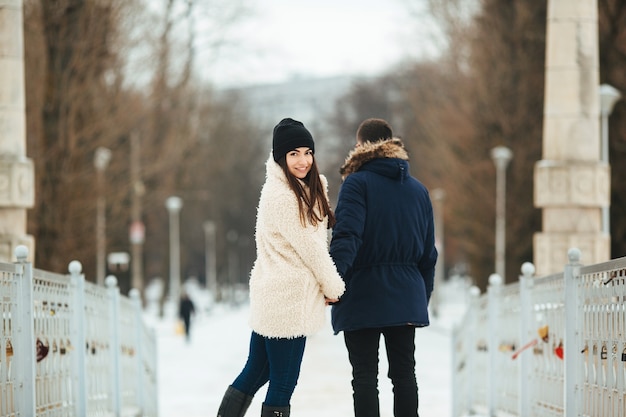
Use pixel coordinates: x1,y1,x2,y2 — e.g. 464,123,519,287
554,343,564,360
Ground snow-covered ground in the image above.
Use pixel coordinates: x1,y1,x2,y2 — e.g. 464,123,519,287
155,278,471,417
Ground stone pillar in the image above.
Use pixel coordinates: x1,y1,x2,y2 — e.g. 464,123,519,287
0,0,35,261
533,0,608,275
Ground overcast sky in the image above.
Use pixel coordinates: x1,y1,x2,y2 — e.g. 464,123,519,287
201,0,443,87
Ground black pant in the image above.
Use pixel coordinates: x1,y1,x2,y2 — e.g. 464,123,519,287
182,316,191,340
343,326,418,417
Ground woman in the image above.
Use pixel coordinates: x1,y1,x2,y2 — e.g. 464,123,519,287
216,118,345,417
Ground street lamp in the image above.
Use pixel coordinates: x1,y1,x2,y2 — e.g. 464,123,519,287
203,220,217,301
226,229,239,304
94,147,112,286
491,146,512,280
599,84,621,235
129,132,145,294
166,196,183,310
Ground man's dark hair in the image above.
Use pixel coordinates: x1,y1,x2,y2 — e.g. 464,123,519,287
356,118,393,143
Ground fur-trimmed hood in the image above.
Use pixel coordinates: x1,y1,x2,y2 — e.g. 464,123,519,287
340,138,409,179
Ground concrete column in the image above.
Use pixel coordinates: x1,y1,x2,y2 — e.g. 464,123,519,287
0,0,35,261
533,0,608,275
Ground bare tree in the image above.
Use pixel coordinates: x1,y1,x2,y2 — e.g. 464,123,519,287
400,0,625,286
23,0,262,295
24,0,141,275
384,0,547,288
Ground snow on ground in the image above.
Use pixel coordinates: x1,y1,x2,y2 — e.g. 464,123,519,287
155,279,470,417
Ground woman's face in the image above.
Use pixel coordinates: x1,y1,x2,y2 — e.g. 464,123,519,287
285,147,313,179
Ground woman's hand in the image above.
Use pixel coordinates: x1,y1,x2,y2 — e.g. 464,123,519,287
325,297,339,305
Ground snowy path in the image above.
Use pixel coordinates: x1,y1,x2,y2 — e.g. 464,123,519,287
156,304,454,417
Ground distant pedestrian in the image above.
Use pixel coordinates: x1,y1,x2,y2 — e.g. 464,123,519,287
215,118,345,417
178,291,195,342
330,118,438,417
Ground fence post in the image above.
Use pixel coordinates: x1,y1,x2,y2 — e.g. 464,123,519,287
69,260,87,416
452,290,475,417
519,262,535,417
564,248,582,415
487,273,503,416
14,245,36,415
106,275,122,415
129,288,144,412
464,285,481,416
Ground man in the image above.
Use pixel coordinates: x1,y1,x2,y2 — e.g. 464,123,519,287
330,118,438,417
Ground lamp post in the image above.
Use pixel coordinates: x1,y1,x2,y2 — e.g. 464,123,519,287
129,132,145,294
599,84,621,235
491,146,512,280
94,147,112,286
203,220,217,301
166,196,183,309
226,229,239,304
226,229,240,304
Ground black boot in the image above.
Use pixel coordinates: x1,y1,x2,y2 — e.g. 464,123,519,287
261,403,290,417
217,385,254,417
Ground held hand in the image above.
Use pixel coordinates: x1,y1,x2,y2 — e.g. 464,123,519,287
325,297,339,305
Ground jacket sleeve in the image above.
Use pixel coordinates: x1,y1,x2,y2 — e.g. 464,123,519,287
266,189,345,300
420,197,438,302
329,176,366,279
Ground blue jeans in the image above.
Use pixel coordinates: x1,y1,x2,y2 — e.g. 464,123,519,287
344,326,418,417
232,331,306,407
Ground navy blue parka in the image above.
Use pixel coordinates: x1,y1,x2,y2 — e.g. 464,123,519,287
330,138,438,334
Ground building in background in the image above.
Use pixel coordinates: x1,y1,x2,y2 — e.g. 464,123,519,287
220,75,361,173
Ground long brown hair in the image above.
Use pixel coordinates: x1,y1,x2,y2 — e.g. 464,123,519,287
277,155,336,229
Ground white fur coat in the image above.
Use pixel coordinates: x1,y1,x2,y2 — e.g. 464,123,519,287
248,154,345,338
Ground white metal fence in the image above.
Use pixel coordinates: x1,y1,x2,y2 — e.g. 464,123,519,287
452,248,626,417
0,246,157,416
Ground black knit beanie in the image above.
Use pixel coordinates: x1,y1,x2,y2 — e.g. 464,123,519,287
272,118,315,162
